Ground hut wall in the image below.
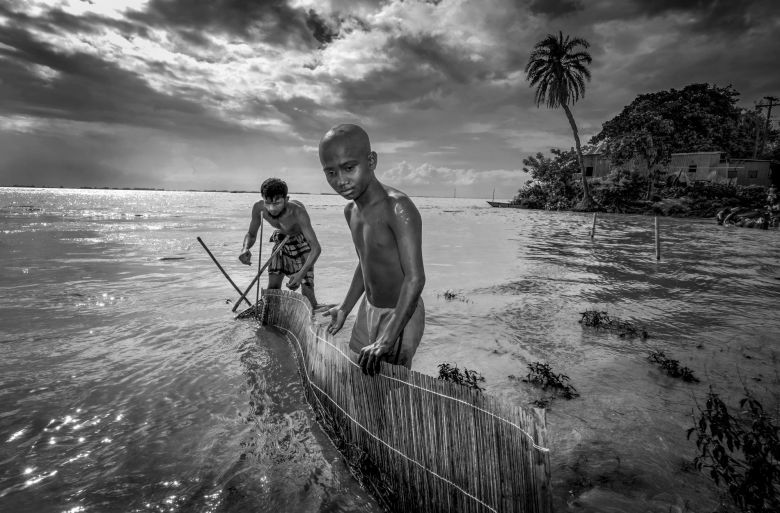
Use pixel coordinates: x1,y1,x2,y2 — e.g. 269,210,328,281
728,160,773,187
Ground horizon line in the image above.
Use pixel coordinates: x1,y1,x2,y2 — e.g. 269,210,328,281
0,184,507,201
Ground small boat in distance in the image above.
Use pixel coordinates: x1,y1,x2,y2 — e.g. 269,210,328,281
487,200,525,208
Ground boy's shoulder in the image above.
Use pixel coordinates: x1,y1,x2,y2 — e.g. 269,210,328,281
287,199,312,221
288,198,307,211
383,185,418,211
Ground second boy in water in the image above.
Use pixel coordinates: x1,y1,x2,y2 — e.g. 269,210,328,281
320,124,425,375
239,178,321,309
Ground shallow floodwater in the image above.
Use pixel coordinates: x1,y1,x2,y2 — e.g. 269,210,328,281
1,188,778,513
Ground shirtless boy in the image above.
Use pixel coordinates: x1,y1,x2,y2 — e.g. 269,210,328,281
320,124,425,375
239,178,321,309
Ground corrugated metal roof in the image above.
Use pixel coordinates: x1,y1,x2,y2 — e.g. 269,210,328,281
581,140,608,155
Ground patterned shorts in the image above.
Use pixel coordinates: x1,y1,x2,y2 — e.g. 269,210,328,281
268,230,314,289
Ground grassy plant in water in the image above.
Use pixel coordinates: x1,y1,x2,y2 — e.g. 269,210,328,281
648,350,699,382
687,389,780,513
437,363,486,392
530,398,552,408
579,310,648,338
522,362,579,399
438,289,470,302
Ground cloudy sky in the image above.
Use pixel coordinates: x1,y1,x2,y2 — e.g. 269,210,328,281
1,0,779,197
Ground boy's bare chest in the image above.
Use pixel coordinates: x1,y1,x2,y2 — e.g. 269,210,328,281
349,215,395,253
262,212,297,233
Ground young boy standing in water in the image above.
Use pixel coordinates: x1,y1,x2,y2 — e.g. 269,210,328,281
320,124,425,374
239,178,321,309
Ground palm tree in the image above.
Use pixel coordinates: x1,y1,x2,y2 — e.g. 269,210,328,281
525,31,596,210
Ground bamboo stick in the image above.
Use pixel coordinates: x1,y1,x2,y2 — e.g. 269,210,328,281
196,236,252,307
255,218,264,319
655,216,661,261
590,212,597,238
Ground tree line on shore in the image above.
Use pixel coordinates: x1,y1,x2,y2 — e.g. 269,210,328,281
521,31,778,216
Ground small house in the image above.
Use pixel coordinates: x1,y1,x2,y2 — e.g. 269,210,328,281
728,159,774,187
669,152,773,186
581,141,611,178
579,141,651,178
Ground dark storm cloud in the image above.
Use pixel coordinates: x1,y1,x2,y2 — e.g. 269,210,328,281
305,9,338,45
527,0,583,18
129,0,338,49
269,95,334,140
0,3,151,41
637,0,757,32
0,23,241,136
587,0,776,34
333,32,496,112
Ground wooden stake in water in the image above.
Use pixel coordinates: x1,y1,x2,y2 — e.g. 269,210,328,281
654,216,661,260
590,212,597,238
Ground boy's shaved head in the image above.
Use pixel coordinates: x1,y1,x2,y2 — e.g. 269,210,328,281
319,124,371,157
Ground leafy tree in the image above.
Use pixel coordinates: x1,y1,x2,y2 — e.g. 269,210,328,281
514,148,579,209
525,31,596,210
589,170,651,213
592,84,773,169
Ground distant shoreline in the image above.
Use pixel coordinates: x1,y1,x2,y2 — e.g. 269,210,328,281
0,185,497,200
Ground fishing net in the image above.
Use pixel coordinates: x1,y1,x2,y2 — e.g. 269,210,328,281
253,289,552,513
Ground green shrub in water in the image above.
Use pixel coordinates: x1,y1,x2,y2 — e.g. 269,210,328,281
437,363,486,392
687,389,780,513
579,310,648,338
522,362,579,399
648,350,699,382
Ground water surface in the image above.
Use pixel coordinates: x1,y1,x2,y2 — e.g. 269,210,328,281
1,188,778,512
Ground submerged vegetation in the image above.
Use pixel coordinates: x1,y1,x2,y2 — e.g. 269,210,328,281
437,363,486,392
521,362,579,400
437,289,470,302
648,350,699,382
687,389,780,512
579,310,648,338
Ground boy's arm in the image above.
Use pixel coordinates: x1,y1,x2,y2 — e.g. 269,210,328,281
325,262,365,335
324,204,365,334
287,206,321,287
360,196,425,372
239,201,263,265
340,262,366,314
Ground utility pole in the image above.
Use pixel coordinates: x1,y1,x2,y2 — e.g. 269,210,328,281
754,96,780,158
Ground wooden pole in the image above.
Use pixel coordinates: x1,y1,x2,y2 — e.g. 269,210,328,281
590,212,597,238
654,216,661,261
255,218,264,316
231,235,290,312
196,237,252,307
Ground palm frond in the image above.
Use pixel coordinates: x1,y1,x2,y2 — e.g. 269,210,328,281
524,31,592,108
